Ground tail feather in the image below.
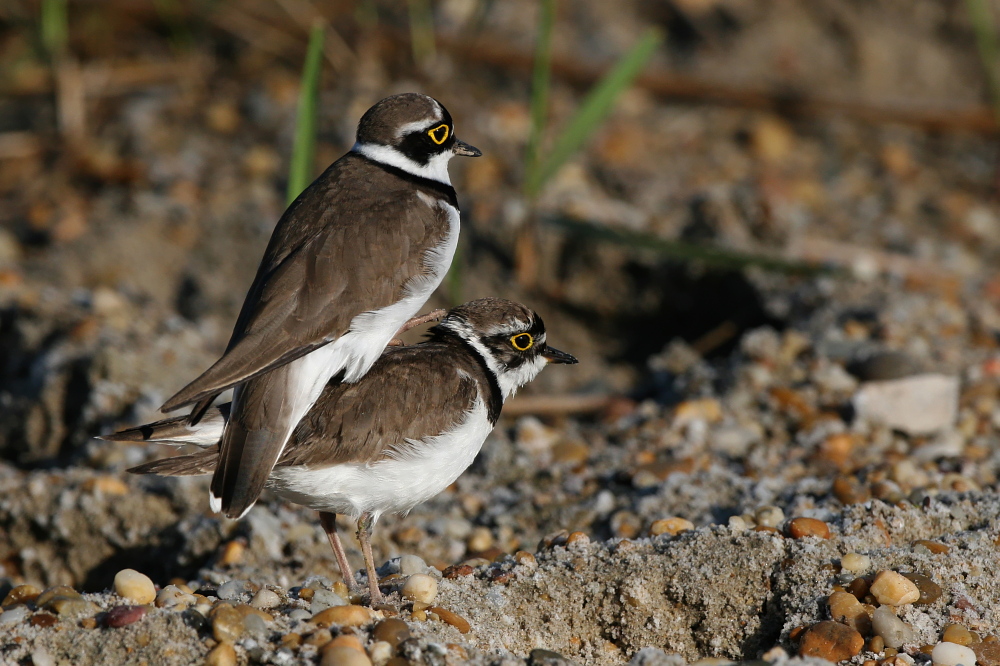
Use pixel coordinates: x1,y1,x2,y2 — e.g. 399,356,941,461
101,404,230,447
128,450,219,476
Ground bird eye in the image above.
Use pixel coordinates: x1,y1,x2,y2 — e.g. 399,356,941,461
427,124,449,145
510,333,533,351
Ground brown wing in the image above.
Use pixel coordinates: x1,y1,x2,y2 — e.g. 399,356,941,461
277,343,483,468
160,154,452,413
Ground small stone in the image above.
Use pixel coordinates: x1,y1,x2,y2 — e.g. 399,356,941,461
401,574,437,604
871,636,886,654
841,553,872,573
443,564,474,579
368,641,393,665
218,540,245,566
529,648,576,666
397,555,428,576
312,604,373,628
0,606,29,626
114,569,156,605
828,591,872,635
156,585,194,610
234,604,272,622
81,476,129,496
914,540,950,554
973,642,1000,666
182,609,209,633
216,580,248,601
754,506,785,528
467,527,494,553
788,517,831,539
244,613,268,635
3,584,40,607
833,476,871,505
798,621,864,661
932,642,978,666
321,646,372,666
205,642,237,666
36,586,80,608
551,440,589,464
847,577,871,600
50,598,98,618
104,605,148,628
311,588,347,613
649,517,694,536
872,606,915,648
853,374,959,435
329,634,365,651
943,625,976,647
373,618,411,647
211,606,245,643
902,573,943,605
566,531,590,547
250,588,281,610
514,551,537,567
428,606,470,633
871,571,921,606
305,628,334,648
31,613,58,628
287,608,311,622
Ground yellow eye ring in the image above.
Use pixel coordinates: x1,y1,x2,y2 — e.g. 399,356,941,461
427,124,450,145
511,333,533,351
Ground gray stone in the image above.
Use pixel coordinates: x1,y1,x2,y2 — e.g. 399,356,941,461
310,588,346,613
853,373,959,435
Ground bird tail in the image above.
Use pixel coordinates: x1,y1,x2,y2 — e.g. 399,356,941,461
100,404,230,447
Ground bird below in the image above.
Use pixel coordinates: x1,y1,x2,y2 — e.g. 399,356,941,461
104,298,577,604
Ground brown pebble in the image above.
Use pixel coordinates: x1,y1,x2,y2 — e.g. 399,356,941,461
833,476,871,505
753,525,780,534
870,570,920,606
234,604,272,622
281,633,302,649
788,517,831,539
104,605,148,628
211,606,244,643
847,577,871,601
328,634,364,651
321,645,372,666
649,517,694,537
827,591,871,635
799,621,863,661
442,564,474,579
80,617,97,629
973,641,1000,666
942,623,975,646
3,584,40,607
551,440,589,464
298,587,315,601
789,625,808,642
304,628,333,648
901,573,942,605
373,618,411,648
218,540,245,566
566,531,590,546
205,641,237,666
30,613,58,628
36,586,80,608
50,598,98,618
913,540,950,554
312,604,373,628
428,606,470,634
513,551,536,566
870,635,885,653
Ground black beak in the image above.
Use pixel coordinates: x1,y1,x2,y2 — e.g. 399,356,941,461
453,139,482,157
542,346,578,364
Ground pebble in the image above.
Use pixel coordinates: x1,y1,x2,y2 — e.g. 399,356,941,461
244,613,268,635
373,618,411,647
798,621,864,661
205,642,237,666
36,586,80,608
914,540,950,554
828,591,871,635
156,585,195,610
250,588,281,610
104,605,148,628
0,606,29,626
902,573,943,605
288,608,312,622
871,570,920,606
368,641,393,665
50,598,99,618
31,613,58,628
211,606,245,643
853,374,959,435
649,517,694,536
312,604,373,628
932,642,978,666
401,574,438,604
551,440,589,464
973,642,1000,666
841,552,872,573
3,584,40,606
217,580,248,601
788,517,831,539
397,554,428,576
321,646,372,666
872,605,915,648
311,588,347,613
114,569,156,605
943,625,976,647
218,540,245,566
428,606,470,634
754,506,785,528
305,629,333,648
467,527,494,553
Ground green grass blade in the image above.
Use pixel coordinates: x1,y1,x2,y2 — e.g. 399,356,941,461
40,0,68,61
287,22,325,205
965,0,1000,122
524,0,556,198
527,28,662,197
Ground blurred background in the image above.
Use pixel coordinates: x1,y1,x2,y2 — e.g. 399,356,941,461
4,0,1000,589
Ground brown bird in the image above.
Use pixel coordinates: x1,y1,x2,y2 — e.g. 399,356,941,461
105,298,577,603
158,94,481,521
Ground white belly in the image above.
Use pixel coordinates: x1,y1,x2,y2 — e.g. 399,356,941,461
265,397,492,520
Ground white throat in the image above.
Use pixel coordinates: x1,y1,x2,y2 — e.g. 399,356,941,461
440,320,548,399
352,142,453,186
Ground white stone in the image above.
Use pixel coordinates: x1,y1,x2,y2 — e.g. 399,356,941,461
401,573,438,604
872,605,915,648
931,642,977,666
853,374,959,435
397,554,428,576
